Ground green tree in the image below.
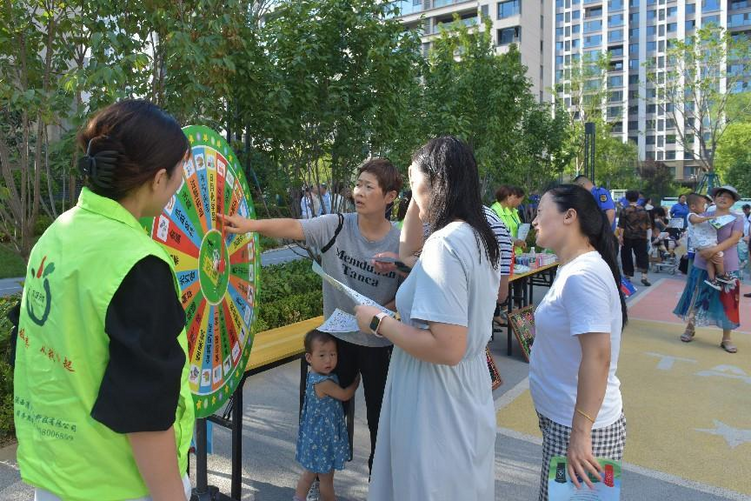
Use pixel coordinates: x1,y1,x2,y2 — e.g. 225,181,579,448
715,122,751,194
423,18,568,195
638,160,679,201
245,0,423,217
646,24,751,174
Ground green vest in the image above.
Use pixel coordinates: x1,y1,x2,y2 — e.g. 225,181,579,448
14,188,195,500
490,201,523,254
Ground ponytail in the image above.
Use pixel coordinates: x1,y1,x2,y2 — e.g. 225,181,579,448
594,211,628,329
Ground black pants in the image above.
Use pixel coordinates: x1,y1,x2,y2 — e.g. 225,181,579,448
621,237,649,277
333,338,392,473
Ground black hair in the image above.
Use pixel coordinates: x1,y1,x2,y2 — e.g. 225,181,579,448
77,100,188,200
396,190,412,221
573,175,590,185
625,190,640,202
412,136,500,268
304,329,336,354
686,192,706,209
545,184,628,329
743,204,751,210
494,184,525,203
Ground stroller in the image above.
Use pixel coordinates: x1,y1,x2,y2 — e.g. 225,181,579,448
650,218,684,275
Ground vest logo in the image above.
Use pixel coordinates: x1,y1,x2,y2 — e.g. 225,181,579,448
600,194,608,203
27,255,55,326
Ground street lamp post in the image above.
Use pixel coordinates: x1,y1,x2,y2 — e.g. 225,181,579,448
584,122,596,184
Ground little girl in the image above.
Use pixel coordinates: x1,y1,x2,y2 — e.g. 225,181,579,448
686,193,732,290
295,330,360,501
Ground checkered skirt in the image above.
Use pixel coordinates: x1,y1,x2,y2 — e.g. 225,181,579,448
537,412,627,501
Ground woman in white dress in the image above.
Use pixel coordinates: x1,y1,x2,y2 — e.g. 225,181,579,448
355,136,501,500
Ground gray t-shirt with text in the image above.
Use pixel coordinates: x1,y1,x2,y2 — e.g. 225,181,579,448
301,213,401,347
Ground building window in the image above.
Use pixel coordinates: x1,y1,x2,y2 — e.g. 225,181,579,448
498,26,522,45
629,74,639,84
647,104,656,113
629,13,639,25
647,26,657,36
609,29,624,42
541,15,545,29
657,136,665,147
609,90,624,101
584,34,603,47
629,43,638,53
498,0,521,19
585,20,602,32
667,6,678,17
702,0,721,12
609,14,625,27
629,58,639,70
608,75,624,86
630,28,640,38
686,3,696,13
666,150,676,160
647,10,657,21
703,15,721,25
629,120,638,130
573,24,581,34
646,135,656,145
586,6,603,18
609,46,624,57
573,10,581,20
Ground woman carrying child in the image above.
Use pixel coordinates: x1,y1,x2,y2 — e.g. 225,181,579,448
294,330,360,501
675,186,744,353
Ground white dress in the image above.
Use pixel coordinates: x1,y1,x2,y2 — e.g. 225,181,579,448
367,222,501,501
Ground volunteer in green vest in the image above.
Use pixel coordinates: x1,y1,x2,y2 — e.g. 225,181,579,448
14,100,195,501
490,184,528,254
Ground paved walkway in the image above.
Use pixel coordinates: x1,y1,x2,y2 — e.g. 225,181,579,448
2,275,750,500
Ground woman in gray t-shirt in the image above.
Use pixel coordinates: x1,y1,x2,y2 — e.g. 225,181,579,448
223,158,402,474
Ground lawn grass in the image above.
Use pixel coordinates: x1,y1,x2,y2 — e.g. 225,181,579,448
0,244,26,279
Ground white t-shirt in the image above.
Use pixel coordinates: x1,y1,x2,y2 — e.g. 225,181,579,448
529,251,623,429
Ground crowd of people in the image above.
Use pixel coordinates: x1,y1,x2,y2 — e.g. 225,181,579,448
9,99,747,501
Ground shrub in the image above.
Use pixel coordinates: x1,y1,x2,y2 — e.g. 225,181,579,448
254,259,323,331
0,293,21,441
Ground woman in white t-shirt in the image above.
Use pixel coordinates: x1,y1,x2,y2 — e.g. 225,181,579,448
530,184,628,501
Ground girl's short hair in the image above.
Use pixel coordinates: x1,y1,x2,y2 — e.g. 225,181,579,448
77,99,189,201
304,329,336,353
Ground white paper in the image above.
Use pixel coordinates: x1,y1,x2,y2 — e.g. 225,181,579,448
312,261,395,317
517,223,531,242
317,308,360,334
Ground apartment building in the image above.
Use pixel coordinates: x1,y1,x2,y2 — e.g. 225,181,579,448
553,0,751,181
395,0,553,102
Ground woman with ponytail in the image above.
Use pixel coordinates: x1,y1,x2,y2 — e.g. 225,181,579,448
529,184,627,500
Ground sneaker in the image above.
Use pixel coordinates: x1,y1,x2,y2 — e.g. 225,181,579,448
704,279,721,291
716,274,734,284
306,480,320,501
641,278,651,287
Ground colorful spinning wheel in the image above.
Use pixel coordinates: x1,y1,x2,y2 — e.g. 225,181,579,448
141,125,260,418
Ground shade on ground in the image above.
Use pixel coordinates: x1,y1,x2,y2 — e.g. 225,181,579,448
496,278,751,497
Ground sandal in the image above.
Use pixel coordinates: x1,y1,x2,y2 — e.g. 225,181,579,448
720,340,738,353
680,325,695,343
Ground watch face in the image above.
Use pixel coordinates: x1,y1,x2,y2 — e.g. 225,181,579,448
369,315,380,332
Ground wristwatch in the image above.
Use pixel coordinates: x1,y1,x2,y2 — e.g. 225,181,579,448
369,312,389,338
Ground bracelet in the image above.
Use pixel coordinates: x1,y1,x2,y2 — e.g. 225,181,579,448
575,408,596,424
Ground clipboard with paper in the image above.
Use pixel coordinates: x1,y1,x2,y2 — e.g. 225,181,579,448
312,261,396,334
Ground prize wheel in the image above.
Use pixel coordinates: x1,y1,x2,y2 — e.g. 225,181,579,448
141,125,260,418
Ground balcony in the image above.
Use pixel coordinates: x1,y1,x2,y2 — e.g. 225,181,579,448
393,0,423,16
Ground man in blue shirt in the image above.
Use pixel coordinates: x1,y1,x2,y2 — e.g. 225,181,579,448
574,175,616,230
670,194,689,225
